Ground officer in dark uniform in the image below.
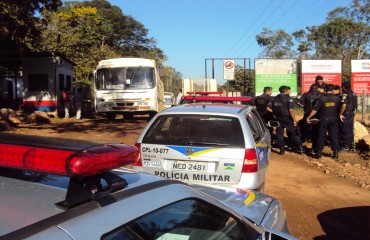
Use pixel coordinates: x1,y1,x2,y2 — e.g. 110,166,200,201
339,82,357,151
254,86,273,124
317,85,325,94
267,86,304,155
310,75,327,89
333,85,341,97
306,84,341,160
297,84,322,143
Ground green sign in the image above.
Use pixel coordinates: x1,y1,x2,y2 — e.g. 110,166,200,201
255,59,298,96
255,74,297,96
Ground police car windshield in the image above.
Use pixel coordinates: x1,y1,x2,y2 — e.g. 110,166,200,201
143,115,245,148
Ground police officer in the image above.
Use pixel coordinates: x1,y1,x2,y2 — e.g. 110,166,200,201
339,82,357,151
317,85,325,94
254,86,273,124
306,84,341,160
333,85,341,97
267,86,304,155
297,84,322,143
310,75,327,89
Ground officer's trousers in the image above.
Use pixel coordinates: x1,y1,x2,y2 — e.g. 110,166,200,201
275,118,302,148
298,113,311,141
317,117,339,152
340,111,355,148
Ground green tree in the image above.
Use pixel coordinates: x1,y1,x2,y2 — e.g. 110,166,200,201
256,28,296,58
0,0,61,70
40,0,170,85
40,5,118,83
160,66,183,94
78,0,167,64
293,0,369,81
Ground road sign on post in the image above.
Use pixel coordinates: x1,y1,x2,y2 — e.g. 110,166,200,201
223,59,235,80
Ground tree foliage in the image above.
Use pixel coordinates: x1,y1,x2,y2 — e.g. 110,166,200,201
256,0,369,82
293,0,369,81
0,0,61,65
76,0,167,63
160,66,183,94
256,28,296,58
39,0,168,84
39,5,118,83
0,0,170,84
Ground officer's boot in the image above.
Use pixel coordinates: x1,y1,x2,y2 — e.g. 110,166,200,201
298,145,305,154
316,151,322,159
279,147,285,155
333,150,339,160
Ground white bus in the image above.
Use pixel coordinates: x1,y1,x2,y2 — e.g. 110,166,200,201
93,58,164,120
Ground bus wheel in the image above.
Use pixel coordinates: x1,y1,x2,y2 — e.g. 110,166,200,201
106,113,116,120
123,113,134,120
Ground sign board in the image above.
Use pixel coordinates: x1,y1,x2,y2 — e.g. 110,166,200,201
223,59,235,80
301,60,342,93
351,60,370,95
255,59,298,96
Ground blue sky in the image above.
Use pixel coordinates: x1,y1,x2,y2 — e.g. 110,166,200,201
109,0,352,84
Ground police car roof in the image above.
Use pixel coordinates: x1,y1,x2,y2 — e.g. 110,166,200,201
162,103,252,115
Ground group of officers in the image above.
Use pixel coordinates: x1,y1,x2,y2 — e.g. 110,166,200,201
254,75,357,160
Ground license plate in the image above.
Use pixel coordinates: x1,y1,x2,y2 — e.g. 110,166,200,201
172,161,207,172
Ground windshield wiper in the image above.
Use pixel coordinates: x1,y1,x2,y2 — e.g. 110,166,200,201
128,65,142,80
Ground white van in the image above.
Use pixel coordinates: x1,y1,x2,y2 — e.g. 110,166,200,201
163,92,175,109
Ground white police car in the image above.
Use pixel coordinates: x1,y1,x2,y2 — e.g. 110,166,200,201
0,133,293,239
133,104,271,192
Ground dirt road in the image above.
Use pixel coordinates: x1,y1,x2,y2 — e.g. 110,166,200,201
2,116,370,239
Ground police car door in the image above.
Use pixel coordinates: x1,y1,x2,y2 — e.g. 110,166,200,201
245,109,270,171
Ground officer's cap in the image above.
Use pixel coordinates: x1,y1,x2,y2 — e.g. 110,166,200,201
325,84,335,92
279,85,291,93
315,75,324,81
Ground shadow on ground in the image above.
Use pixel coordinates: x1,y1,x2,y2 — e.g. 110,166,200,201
314,206,370,240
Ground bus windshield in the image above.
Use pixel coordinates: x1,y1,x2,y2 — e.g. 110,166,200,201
96,67,155,90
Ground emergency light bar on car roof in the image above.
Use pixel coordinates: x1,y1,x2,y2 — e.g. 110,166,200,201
186,91,223,95
0,133,139,177
0,133,140,209
0,143,138,177
183,95,253,102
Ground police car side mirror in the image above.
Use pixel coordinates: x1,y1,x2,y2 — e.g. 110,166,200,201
267,121,280,128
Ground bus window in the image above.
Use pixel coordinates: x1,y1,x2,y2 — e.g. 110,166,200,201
126,67,154,89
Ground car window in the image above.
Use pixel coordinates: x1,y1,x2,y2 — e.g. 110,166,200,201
101,199,250,240
251,109,267,134
142,115,245,148
245,112,262,142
